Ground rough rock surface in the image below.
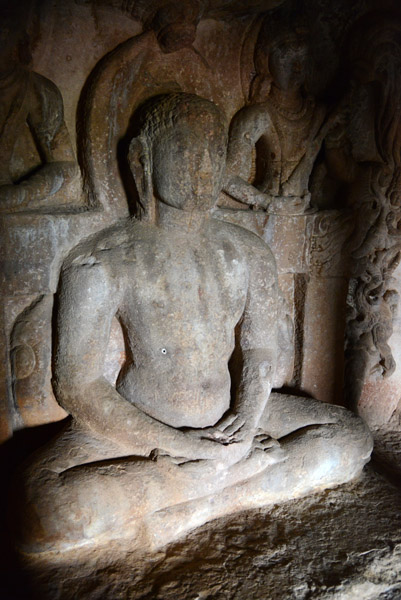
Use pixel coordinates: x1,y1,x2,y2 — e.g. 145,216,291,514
16,466,401,600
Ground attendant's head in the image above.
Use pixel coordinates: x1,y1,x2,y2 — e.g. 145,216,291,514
251,20,309,101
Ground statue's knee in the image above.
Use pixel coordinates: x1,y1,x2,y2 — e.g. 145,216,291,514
316,416,373,483
313,403,373,463
289,415,373,486
10,463,68,554
335,409,373,463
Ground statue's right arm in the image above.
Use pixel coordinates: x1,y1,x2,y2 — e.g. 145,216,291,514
53,260,223,461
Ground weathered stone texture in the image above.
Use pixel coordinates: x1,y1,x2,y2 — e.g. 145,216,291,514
7,91,372,558
16,468,401,600
1,0,401,595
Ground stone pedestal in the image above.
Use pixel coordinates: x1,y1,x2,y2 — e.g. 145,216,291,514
13,467,401,600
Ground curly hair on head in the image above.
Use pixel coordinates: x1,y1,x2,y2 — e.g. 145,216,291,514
133,92,226,148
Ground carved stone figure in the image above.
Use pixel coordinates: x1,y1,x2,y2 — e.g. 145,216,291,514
223,20,334,215
77,0,203,53
13,93,372,554
0,15,81,213
10,296,67,428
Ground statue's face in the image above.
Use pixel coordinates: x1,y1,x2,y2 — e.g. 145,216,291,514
151,114,227,211
269,40,308,91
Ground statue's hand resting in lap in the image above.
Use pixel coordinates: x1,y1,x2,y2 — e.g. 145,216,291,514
184,410,254,443
182,411,286,468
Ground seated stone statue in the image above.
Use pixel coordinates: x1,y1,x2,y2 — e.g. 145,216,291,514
13,93,372,554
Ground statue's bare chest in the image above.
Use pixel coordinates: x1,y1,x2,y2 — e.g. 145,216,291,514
120,229,248,337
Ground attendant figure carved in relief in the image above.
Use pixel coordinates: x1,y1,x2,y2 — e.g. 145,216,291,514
13,94,372,554
224,22,335,214
0,13,80,213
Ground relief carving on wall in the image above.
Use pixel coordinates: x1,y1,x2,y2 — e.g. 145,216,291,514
0,10,82,214
10,295,67,428
324,12,401,409
78,2,216,218
12,92,372,555
2,0,401,556
224,16,336,215
6,2,396,432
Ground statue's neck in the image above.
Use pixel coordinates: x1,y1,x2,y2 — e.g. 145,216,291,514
270,84,304,112
157,201,210,232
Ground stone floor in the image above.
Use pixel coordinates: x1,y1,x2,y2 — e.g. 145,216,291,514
8,465,401,600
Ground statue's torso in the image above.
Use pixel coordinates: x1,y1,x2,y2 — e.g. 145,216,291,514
115,219,249,428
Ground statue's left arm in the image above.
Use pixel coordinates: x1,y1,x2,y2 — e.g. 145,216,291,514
220,241,279,441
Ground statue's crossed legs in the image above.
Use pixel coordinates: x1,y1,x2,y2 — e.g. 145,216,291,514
14,394,372,554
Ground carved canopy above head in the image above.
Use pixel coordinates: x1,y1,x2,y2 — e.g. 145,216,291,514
78,16,269,219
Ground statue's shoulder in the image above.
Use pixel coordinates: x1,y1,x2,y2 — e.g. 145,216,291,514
230,102,271,131
232,102,266,119
210,216,276,264
30,71,61,96
63,218,149,273
29,71,64,113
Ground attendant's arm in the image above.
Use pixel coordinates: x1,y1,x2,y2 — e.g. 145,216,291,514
53,260,223,461
223,176,270,208
223,104,271,208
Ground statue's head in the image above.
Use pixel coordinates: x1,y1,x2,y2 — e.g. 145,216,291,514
268,33,309,91
129,93,227,219
251,18,309,100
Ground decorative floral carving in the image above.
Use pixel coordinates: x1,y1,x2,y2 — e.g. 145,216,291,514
340,12,401,408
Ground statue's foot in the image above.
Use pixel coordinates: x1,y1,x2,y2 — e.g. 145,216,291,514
224,434,287,486
157,433,287,489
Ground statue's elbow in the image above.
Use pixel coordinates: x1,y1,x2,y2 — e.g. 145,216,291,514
51,370,82,414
